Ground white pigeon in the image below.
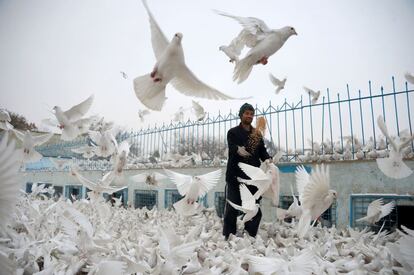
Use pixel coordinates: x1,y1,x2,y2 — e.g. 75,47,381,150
88,130,117,158
237,162,272,200
71,168,125,196
376,115,414,179
138,109,150,122
191,100,206,121
269,73,286,94
13,129,54,163
227,184,260,224
110,140,130,184
286,183,302,219
130,171,167,186
247,249,316,275
51,95,94,140
405,72,414,85
0,133,21,225
356,198,395,224
71,145,95,159
173,106,186,122
296,165,337,238
303,86,320,104
214,10,297,83
163,168,221,216
0,109,14,131
50,157,70,170
134,0,239,111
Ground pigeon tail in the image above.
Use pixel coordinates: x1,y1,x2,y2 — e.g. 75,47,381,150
133,74,167,111
233,55,256,84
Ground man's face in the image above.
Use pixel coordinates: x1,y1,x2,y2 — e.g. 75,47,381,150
241,110,254,125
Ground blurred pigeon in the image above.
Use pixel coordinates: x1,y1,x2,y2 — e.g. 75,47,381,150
138,109,150,122
0,109,13,131
51,95,94,140
269,73,286,94
120,71,128,79
376,115,414,179
296,165,337,237
404,72,414,85
131,171,167,186
133,0,240,111
191,100,206,121
13,130,53,163
356,198,395,224
303,86,320,104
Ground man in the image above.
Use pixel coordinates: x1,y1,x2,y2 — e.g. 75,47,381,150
223,103,272,240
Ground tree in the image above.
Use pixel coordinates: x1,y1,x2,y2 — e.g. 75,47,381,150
9,111,37,131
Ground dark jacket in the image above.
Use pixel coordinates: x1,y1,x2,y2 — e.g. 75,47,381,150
225,123,271,182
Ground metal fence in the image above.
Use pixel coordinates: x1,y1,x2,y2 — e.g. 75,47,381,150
36,77,414,167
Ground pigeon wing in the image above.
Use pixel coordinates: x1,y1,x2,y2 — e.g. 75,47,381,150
214,10,271,36
64,95,94,121
32,132,54,146
163,168,193,196
142,0,169,60
377,115,398,151
196,169,221,197
238,162,267,180
295,165,310,204
170,65,239,100
269,73,282,86
379,201,395,220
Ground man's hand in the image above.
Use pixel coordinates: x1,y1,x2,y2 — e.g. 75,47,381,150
237,146,251,157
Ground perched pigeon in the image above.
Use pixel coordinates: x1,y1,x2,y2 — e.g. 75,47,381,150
51,95,94,140
376,115,414,179
227,184,260,224
163,168,221,216
295,165,337,237
269,73,286,94
405,72,414,85
303,86,320,104
133,0,240,111
356,198,395,224
13,130,53,163
0,109,13,131
214,10,297,83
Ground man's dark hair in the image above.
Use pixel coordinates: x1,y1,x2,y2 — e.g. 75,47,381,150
238,103,255,118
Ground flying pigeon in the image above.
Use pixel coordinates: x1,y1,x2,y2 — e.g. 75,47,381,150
376,115,414,179
295,165,337,238
405,72,414,85
51,95,94,140
133,0,241,111
356,198,395,224
13,130,54,163
269,74,286,94
130,171,167,186
0,109,13,131
191,100,206,121
163,168,221,216
138,109,150,122
214,10,297,83
227,184,260,224
303,86,320,104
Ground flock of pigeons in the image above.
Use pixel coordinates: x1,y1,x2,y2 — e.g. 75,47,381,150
1,0,414,273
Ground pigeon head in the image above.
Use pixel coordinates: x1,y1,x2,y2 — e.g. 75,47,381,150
328,190,337,200
280,26,298,37
173,32,183,42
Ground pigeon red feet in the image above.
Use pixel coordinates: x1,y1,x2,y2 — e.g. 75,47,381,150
259,56,268,65
153,78,162,82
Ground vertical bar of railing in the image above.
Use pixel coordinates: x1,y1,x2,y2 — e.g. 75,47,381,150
381,86,387,145
207,113,210,157
347,85,354,157
292,102,297,159
358,90,365,146
277,106,280,150
337,93,344,152
327,89,334,153
369,81,376,149
212,119,215,158
202,120,205,154
308,93,314,154
284,99,288,155
300,95,305,154
405,82,414,150
392,76,400,135
269,101,273,150
321,96,325,154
